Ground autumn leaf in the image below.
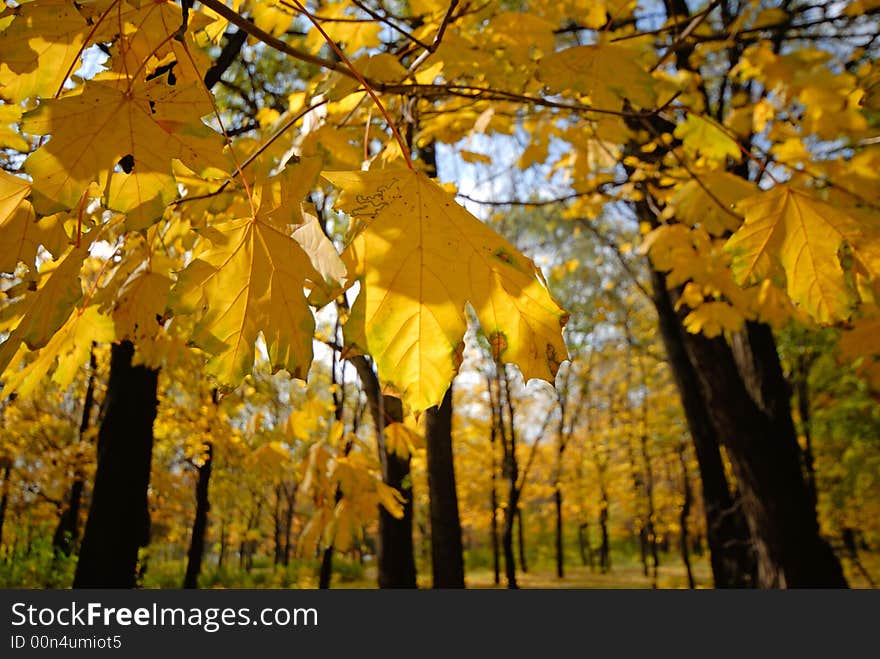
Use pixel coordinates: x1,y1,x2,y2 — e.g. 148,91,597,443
0,0,89,102
668,170,754,236
0,170,31,228
0,104,28,151
324,167,568,411
172,216,328,384
538,41,657,109
0,244,88,376
674,115,742,166
23,72,228,228
0,200,70,272
726,186,873,323
0,305,114,398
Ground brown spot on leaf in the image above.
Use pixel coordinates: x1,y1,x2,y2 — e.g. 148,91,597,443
489,330,508,361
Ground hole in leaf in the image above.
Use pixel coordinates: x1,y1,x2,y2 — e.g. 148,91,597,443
118,154,135,174
146,61,177,86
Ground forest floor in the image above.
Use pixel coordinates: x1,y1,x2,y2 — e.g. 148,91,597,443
336,552,879,589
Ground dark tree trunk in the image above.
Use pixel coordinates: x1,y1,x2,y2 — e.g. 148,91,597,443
555,486,564,578
425,386,465,588
639,431,660,584
516,506,528,573
502,493,519,589
793,359,819,510
348,357,417,588
710,322,847,587
318,546,335,588
52,480,84,556
53,347,98,556
490,456,500,586
0,462,10,550
183,442,213,589
496,366,519,589
377,395,417,588
577,522,593,569
678,444,696,589
598,486,611,573
74,341,158,588
650,268,757,588
282,484,297,566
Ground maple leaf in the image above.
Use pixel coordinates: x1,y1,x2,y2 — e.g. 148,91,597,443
23,73,228,228
0,169,30,228
324,167,568,411
668,171,755,236
0,244,88,376
0,305,114,398
538,42,657,109
726,186,874,323
674,115,742,166
109,269,173,341
0,0,89,102
0,200,70,272
0,104,28,151
172,216,329,384
682,301,745,338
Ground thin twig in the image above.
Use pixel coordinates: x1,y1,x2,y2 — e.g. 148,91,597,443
288,0,414,170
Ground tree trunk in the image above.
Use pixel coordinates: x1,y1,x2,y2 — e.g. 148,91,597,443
555,486,564,578
490,455,500,586
598,486,610,573
678,444,696,589
793,359,819,510
502,495,519,589
425,386,465,588
516,506,527,573
577,522,593,569
53,346,98,556
282,484,297,566
348,357,417,588
710,322,847,587
183,442,213,589
650,268,757,588
74,341,158,588
0,462,10,551
376,395,417,588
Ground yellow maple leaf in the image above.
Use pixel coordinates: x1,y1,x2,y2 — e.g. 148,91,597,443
538,42,657,109
682,301,745,337
23,73,228,228
0,244,88,376
0,0,89,102
0,305,115,398
0,169,30,228
0,199,70,272
110,269,172,341
324,167,568,411
0,104,28,151
669,170,754,236
674,114,742,166
726,186,872,323
172,216,326,384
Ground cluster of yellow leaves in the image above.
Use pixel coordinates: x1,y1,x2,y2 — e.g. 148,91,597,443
0,0,574,419
299,439,404,555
